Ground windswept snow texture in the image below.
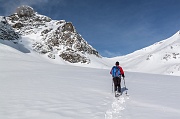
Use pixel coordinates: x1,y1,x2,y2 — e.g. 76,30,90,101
1,40,180,119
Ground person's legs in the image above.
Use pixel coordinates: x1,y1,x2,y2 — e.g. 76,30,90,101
117,77,121,93
113,77,118,92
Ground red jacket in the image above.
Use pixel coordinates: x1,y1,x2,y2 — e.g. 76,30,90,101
110,66,124,76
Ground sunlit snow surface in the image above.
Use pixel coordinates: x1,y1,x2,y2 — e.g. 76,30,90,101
1,40,180,119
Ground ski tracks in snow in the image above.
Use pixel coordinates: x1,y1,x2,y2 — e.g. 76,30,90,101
105,95,129,119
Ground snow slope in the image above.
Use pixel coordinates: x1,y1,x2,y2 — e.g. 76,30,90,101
111,31,180,76
1,40,180,119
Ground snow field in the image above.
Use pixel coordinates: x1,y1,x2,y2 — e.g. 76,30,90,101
0,44,112,119
1,40,180,119
0,64,112,119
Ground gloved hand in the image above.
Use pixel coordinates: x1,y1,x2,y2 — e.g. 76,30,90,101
122,74,125,78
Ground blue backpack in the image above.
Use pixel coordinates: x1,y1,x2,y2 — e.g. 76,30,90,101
112,66,121,77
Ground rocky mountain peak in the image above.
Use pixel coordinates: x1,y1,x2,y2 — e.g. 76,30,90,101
5,5,101,63
16,5,35,18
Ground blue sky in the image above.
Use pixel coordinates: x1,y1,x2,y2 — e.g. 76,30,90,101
1,0,180,57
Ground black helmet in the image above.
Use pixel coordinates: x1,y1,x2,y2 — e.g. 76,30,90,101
115,61,119,65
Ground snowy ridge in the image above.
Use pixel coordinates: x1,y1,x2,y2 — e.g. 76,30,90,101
111,31,180,76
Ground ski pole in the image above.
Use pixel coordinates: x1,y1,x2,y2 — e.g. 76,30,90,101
112,79,114,93
123,77,128,95
123,77,126,89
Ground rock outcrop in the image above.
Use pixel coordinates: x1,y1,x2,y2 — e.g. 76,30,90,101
0,16,20,41
6,5,101,63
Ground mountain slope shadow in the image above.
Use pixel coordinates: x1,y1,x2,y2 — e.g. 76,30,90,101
0,40,30,53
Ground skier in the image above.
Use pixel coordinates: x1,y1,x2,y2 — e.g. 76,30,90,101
110,61,125,96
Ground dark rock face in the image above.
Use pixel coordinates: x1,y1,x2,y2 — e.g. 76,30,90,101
62,22,75,32
60,49,90,63
0,16,20,41
6,5,101,63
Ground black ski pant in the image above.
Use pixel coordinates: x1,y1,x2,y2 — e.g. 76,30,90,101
113,77,121,93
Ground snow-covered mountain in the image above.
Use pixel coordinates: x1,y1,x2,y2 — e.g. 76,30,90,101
1,5,180,76
112,31,180,76
5,5,103,65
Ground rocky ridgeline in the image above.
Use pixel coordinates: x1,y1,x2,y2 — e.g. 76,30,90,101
0,16,20,41
6,5,100,63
